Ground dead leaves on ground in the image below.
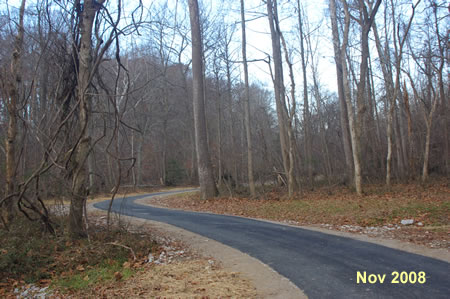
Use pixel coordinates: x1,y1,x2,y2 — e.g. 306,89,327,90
142,180,449,249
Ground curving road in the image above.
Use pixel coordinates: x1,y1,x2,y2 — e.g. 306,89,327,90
94,190,449,299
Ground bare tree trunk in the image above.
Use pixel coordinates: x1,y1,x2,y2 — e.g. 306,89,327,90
212,63,223,186
4,0,26,222
394,105,406,178
404,69,438,183
434,23,448,176
329,0,353,185
373,0,418,187
422,101,437,182
188,0,218,199
267,0,290,185
88,120,96,192
225,53,238,186
240,0,256,196
340,0,361,194
279,28,298,198
402,84,415,177
217,84,223,187
136,132,143,185
162,121,167,184
365,60,379,176
372,20,396,186
88,144,95,192
340,0,381,195
131,130,136,186
398,90,410,176
438,71,448,176
106,153,115,188
297,0,313,188
69,0,104,238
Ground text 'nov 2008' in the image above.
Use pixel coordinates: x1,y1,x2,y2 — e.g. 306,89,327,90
356,271,426,284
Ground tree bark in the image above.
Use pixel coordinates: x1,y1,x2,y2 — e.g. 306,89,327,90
329,0,353,185
297,0,313,188
224,46,238,186
422,103,437,182
279,27,298,198
4,0,26,222
240,0,256,196
339,0,362,194
216,76,223,187
373,0,418,186
402,83,415,177
267,0,290,186
69,0,104,238
339,0,381,195
188,0,218,199
135,132,142,186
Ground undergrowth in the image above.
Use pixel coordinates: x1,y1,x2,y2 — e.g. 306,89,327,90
0,214,157,292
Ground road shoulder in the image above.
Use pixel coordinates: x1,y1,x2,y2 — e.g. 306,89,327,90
89,204,306,299
135,197,450,263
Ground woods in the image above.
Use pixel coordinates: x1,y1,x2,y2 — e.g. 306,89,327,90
0,0,448,235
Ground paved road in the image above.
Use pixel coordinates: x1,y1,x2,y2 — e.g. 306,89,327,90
94,190,449,299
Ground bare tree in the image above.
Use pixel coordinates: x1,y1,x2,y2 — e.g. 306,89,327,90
296,0,313,188
188,0,218,199
2,0,26,222
329,0,353,185
68,0,124,237
240,0,256,196
338,0,381,195
267,0,291,191
372,0,419,187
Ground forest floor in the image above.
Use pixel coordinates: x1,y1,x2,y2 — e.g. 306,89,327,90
140,179,449,250
0,210,258,298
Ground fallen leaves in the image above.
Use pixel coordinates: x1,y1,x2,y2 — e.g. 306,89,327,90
141,180,449,249
114,271,123,281
76,265,85,272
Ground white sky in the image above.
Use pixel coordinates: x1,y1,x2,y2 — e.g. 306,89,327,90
236,0,338,94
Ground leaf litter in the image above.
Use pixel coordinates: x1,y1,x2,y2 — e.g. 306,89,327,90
141,180,449,250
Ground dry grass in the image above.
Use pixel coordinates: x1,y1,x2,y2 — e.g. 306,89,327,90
80,259,257,298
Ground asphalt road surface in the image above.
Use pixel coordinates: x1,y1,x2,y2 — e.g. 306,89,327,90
94,190,449,299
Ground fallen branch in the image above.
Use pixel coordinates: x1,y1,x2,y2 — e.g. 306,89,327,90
107,242,136,260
